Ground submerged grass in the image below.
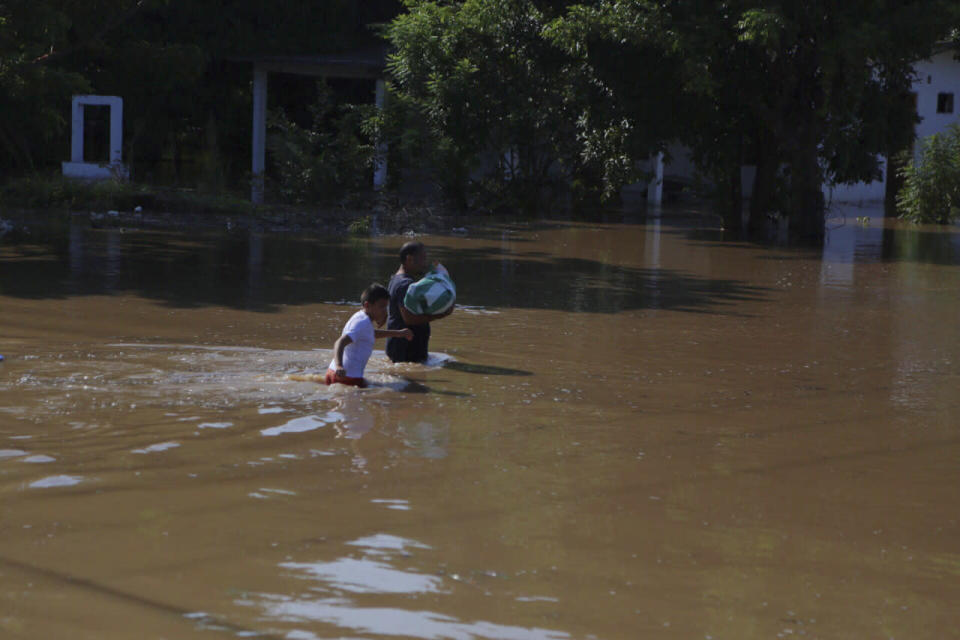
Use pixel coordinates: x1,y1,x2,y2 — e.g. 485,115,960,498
0,174,254,216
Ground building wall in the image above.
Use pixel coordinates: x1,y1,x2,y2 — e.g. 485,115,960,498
912,50,960,151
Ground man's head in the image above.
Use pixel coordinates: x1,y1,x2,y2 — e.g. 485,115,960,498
399,241,427,276
361,283,390,327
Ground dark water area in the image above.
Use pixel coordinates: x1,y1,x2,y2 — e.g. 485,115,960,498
1,214,776,315
1,203,959,639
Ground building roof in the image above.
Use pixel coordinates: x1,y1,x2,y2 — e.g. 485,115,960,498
227,47,388,79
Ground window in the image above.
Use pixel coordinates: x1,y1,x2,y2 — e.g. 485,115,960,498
937,92,954,114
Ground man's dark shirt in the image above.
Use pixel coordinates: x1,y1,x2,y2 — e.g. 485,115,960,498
386,272,430,363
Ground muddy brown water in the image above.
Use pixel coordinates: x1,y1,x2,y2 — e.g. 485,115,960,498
1,206,958,639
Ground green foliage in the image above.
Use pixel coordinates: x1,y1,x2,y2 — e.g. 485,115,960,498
385,0,630,210
0,174,153,210
0,0,90,171
896,126,960,224
4,0,960,227
545,0,960,236
267,82,375,204
347,215,373,235
0,0,402,193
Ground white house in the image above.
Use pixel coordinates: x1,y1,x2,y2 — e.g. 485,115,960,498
823,48,960,204
642,48,960,205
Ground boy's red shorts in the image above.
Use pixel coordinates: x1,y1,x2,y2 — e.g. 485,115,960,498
325,370,367,388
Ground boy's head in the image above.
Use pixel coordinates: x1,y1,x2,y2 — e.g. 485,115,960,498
361,283,390,327
399,241,427,276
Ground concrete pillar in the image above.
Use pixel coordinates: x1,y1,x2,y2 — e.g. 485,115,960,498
71,100,84,162
251,65,268,204
647,152,664,205
109,99,123,164
373,79,388,190
644,211,661,310
246,230,264,310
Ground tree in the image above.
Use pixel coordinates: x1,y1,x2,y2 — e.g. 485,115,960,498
0,0,404,189
385,0,638,210
548,1,960,238
0,0,95,170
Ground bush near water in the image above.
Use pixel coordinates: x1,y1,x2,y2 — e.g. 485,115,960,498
897,125,960,225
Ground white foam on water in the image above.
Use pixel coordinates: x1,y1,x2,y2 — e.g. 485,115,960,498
370,499,411,512
183,612,209,620
346,534,430,553
198,422,233,429
259,407,289,414
261,411,344,437
131,442,180,454
22,455,56,463
456,304,500,315
0,449,27,459
279,558,442,595
259,488,297,496
515,596,560,603
29,475,83,489
109,343,290,354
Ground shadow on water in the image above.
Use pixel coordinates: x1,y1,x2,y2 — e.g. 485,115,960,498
0,217,773,314
442,361,533,376
389,379,473,397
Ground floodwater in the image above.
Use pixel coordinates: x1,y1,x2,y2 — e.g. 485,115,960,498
1,206,958,640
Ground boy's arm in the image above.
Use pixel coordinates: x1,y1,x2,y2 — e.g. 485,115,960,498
332,334,353,376
399,303,455,326
375,328,413,341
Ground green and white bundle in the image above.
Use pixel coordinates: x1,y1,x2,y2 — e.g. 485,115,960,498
403,264,456,315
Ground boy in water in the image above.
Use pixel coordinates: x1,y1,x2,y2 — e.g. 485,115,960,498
326,284,412,388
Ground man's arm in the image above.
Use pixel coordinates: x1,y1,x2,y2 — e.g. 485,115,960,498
399,303,454,326
375,328,413,340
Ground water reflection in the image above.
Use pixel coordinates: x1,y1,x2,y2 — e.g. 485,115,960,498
819,206,886,290
250,534,570,640
253,597,570,640
261,413,342,437
401,420,450,459
330,395,374,440
279,557,441,594
2,218,771,314
246,230,264,311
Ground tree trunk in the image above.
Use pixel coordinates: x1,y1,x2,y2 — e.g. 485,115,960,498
749,131,777,236
788,128,825,240
718,164,742,233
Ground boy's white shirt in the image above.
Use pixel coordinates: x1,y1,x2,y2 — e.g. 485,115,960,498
328,310,375,378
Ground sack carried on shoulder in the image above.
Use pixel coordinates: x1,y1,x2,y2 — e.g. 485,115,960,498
403,264,456,315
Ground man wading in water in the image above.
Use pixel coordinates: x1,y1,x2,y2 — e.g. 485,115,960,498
386,241,454,363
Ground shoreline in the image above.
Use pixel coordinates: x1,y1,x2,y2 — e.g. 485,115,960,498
0,201,472,239
0,199,682,242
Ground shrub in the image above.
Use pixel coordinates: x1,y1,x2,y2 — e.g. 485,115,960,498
347,215,372,235
0,174,251,215
896,125,960,224
267,82,375,204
